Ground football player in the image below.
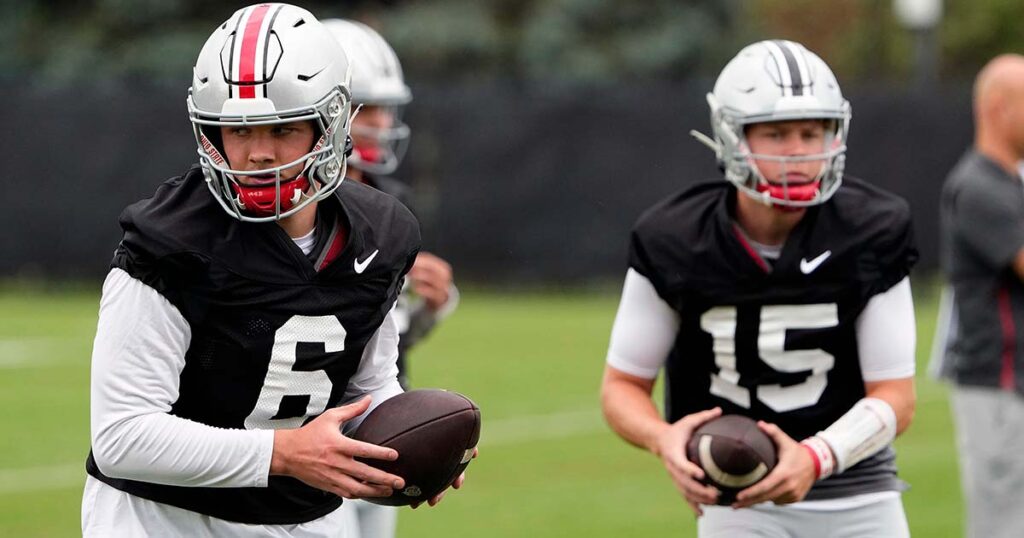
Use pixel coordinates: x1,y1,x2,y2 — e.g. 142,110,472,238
324,18,459,393
323,18,460,538
600,40,918,537
82,4,463,536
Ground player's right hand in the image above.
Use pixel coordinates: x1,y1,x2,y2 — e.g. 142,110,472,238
269,396,406,499
732,421,816,508
654,407,723,516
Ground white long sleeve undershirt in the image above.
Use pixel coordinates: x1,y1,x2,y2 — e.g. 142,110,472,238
90,267,403,488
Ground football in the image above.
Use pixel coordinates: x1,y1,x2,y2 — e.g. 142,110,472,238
349,389,481,506
685,414,777,505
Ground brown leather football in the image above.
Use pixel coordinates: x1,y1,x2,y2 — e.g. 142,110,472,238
685,414,777,505
349,389,480,506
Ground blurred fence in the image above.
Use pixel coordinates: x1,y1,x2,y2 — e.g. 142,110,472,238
2,80,971,284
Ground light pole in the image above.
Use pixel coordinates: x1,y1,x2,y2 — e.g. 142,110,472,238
894,0,943,90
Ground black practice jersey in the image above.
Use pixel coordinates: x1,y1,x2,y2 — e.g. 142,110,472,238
86,166,420,524
629,178,917,500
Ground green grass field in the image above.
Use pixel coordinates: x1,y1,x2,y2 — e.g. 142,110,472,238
0,282,962,537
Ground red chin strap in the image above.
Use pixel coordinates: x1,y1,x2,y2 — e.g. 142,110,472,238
756,180,820,209
355,144,382,164
232,175,310,217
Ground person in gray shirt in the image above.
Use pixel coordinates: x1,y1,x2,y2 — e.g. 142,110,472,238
940,54,1024,538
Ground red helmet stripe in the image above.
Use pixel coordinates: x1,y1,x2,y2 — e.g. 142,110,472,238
238,4,272,99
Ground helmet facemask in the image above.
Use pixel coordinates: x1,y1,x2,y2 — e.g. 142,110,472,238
322,19,413,178
188,4,355,223
348,104,411,176
189,85,351,222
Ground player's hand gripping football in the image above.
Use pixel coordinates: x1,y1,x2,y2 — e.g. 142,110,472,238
732,421,817,508
409,252,453,312
269,396,406,499
410,447,479,509
655,407,723,516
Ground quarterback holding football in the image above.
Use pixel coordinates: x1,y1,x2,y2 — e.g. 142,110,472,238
82,4,464,536
601,40,918,537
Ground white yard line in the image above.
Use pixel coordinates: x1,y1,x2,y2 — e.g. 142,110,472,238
479,409,606,447
0,336,86,368
0,339,61,368
0,463,83,494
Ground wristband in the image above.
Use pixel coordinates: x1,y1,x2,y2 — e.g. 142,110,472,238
800,436,836,480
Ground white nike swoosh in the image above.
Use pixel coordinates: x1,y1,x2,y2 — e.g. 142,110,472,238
799,250,831,274
353,249,379,274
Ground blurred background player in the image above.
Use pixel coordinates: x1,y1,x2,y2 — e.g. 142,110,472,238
939,54,1024,538
600,40,918,537
81,5,466,536
325,19,459,389
324,18,459,538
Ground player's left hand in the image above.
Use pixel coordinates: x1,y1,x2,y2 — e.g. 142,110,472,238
732,421,817,508
409,252,453,312
411,447,478,509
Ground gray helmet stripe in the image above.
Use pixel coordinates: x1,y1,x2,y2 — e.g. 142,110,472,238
784,41,813,95
763,41,793,96
773,40,804,96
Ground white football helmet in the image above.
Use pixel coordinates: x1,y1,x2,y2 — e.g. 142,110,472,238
323,19,411,176
188,3,353,222
691,40,851,207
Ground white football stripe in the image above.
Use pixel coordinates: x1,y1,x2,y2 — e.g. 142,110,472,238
697,435,769,488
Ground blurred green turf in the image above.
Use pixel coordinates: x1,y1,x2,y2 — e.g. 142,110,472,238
0,283,962,537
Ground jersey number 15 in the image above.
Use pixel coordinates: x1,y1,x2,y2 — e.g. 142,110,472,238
700,303,838,412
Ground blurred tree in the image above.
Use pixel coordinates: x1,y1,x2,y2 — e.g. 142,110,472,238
517,0,731,81
374,0,732,82
8,0,226,86
4,0,1022,85
734,0,912,82
5,1,383,85
372,0,505,80
943,0,1024,79
737,0,1024,83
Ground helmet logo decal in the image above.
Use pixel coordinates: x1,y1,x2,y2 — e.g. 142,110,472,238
199,133,226,166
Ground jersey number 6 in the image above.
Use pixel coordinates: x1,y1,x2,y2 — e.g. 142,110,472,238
700,304,838,412
244,315,347,429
